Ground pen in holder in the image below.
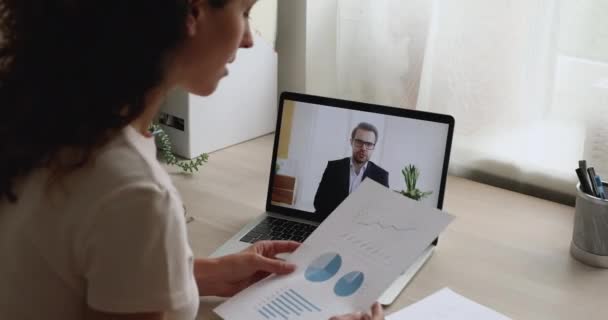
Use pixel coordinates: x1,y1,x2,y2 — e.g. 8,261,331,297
571,181,608,268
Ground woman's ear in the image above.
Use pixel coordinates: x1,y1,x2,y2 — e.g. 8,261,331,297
186,0,204,36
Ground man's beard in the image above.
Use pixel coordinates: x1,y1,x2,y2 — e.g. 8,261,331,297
353,154,367,165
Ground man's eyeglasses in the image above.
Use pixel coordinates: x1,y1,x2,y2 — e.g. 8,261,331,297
353,138,376,150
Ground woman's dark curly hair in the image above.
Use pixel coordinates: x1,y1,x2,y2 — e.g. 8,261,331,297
0,0,227,202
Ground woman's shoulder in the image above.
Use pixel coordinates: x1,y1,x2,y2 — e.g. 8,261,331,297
82,127,173,196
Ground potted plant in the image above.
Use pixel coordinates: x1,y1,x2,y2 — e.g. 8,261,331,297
150,123,209,173
398,164,432,201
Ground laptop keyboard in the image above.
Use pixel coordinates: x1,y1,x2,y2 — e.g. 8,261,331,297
239,217,317,244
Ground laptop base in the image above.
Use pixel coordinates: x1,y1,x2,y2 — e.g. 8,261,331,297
378,245,434,306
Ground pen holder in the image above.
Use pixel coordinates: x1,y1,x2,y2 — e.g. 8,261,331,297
570,182,608,268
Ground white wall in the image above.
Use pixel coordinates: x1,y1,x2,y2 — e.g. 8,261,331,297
250,0,278,47
275,0,342,98
557,0,608,177
336,0,432,107
277,0,307,96
559,0,608,62
306,0,339,97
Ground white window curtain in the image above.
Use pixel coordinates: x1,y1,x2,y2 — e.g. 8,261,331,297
306,0,608,204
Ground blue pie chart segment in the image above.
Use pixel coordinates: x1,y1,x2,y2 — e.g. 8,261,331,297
334,271,365,297
305,253,342,282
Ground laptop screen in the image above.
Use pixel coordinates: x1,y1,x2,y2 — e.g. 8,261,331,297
268,92,454,223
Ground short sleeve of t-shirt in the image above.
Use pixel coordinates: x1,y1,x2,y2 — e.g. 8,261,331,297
83,182,198,313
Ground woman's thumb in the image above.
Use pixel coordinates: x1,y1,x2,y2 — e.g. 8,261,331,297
254,255,296,274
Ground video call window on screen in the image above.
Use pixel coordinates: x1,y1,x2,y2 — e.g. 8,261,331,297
271,100,450,217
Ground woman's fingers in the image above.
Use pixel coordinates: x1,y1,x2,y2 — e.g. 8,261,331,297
371,302,384,320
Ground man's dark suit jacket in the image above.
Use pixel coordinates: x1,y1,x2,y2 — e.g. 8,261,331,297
313,157,389,216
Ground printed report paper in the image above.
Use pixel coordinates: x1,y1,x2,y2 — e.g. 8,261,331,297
387,288,511,320
215,180,454,320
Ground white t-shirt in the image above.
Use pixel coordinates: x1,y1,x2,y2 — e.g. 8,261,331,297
0,126,199,320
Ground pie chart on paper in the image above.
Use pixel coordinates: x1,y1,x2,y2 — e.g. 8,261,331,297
334,271,365,297
304,252,342,282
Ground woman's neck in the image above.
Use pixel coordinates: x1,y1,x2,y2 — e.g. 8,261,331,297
130,84,172,136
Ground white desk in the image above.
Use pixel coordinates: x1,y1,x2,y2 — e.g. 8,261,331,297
167,134,608,320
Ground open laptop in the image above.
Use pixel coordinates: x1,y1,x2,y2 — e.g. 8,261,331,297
210,92,454,305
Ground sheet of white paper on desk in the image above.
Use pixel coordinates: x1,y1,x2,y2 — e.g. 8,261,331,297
387,288,511,320
215,179,454,320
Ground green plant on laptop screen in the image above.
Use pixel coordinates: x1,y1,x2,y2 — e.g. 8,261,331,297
398,164,432,201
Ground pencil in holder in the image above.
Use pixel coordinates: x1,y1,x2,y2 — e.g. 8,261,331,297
571,181,608,268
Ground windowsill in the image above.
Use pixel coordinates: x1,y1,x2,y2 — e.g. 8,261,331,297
448,119,584,206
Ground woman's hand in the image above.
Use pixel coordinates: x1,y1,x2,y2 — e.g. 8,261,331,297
195,240,300,297
329,303,385,320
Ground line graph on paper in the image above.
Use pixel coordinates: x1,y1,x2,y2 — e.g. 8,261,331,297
355,220,416,232
334,208,421,265
353,208,419,233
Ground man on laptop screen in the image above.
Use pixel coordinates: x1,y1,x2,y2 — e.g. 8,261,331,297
271,99,447,217
314,122,390,216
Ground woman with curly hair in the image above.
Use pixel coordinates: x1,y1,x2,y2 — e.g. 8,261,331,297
0,1,384,319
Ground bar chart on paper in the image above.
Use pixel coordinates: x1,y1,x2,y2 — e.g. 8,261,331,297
255,288,322,320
